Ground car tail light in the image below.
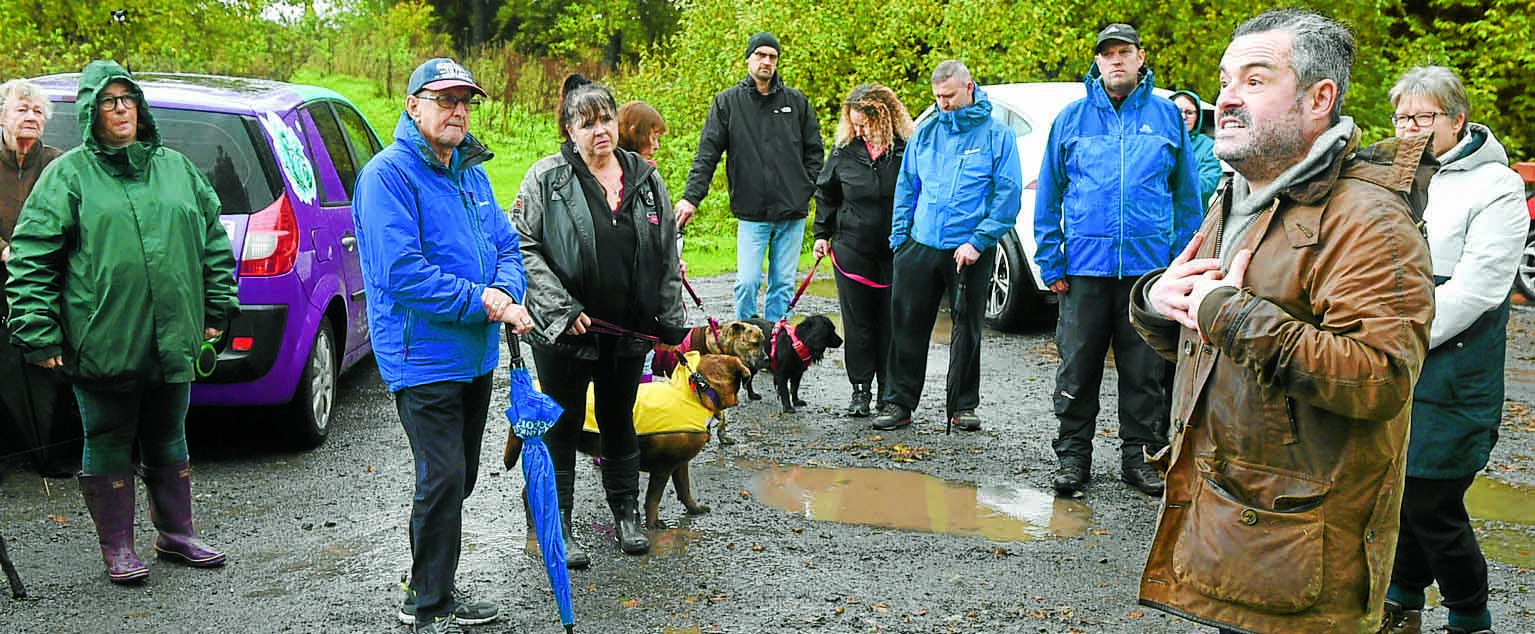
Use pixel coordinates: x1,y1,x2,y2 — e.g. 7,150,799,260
1025,180,1038,190
231,337,254,352
240,195,299,277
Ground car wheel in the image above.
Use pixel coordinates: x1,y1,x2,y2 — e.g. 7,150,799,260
1516,230,1535,303
986,235,1028,332
288,321,337,448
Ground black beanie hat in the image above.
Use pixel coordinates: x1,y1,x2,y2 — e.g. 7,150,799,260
745,32,781,59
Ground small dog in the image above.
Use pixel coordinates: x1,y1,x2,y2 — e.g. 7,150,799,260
650,320,767,380
745,315,843,413
503,353,751,530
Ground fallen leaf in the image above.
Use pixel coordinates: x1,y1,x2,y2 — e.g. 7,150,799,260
621,599,640,608
1127,610,1145,620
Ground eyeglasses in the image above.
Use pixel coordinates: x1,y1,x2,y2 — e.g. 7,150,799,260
1390,111,1445,128
417,94,483,111
96,94,138,112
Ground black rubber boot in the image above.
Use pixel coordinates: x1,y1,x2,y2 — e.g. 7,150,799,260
601,452,649,555
551,470,589,569
846,383,872,417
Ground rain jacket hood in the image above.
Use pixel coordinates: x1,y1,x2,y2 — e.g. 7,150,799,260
77,60,160,177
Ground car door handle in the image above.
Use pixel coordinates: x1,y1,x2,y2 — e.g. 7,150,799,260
340,235,357,251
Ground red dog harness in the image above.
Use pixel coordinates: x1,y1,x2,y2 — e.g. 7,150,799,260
769,321,812,372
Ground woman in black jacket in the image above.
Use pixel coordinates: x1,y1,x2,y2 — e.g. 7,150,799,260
812,84,914,417
511,80,687,566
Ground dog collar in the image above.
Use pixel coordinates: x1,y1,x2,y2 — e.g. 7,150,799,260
770,322,812,372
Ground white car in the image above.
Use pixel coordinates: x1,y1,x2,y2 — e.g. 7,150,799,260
917,82,1216,331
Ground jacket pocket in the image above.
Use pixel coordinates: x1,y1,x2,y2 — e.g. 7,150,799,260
1171,459,1329,613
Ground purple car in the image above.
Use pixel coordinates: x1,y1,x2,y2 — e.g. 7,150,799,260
34,73,379,447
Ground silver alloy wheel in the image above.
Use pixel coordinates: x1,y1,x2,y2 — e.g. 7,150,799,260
307,326,336,434
988,245,1012,320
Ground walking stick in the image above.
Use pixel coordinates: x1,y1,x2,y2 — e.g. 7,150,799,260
0,533,25,598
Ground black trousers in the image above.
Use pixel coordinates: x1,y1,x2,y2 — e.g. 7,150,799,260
531,335,645,505
884,242,993,416
394,373,493,623
832,244,892,390
1050,276,1167,467
1391,474,1488,612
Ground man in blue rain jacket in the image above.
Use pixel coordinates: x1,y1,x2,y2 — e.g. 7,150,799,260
1034,24,1202,498
872,59,1022,433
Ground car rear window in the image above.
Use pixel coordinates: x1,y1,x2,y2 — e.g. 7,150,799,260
41,106,283,215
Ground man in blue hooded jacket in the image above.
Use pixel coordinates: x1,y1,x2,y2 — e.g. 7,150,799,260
1034,24,1202,498
872,60,1022,432
353,58,531,634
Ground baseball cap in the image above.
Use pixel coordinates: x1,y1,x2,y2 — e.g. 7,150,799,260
407,58,487,97
1094,24,1141,53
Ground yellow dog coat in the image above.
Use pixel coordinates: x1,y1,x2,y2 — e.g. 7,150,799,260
582,351,716,436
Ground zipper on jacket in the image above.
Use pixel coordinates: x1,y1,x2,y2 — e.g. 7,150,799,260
1116,103,1126,278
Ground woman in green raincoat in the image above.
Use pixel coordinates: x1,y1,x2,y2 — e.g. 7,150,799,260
6,61,239,585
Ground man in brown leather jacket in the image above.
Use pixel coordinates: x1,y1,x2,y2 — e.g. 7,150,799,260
1128,9,1436,634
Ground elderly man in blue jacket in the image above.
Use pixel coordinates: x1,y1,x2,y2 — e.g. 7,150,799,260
872,60,1022,433
1034,24,1202,498
353,58,532,634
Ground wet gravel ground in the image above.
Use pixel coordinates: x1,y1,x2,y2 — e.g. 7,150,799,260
3,275,1534,633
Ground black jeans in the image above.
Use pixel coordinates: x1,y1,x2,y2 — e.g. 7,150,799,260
1050,276,1167,468
532,336,645,506
394,373,493,624
1392,474,1488,612
832,244,892,390
885,241,993,416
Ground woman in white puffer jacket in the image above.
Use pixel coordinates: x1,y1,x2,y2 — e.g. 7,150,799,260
1381,65,1527,634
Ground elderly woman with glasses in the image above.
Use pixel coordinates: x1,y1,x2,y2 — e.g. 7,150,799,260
7,61,239,585
1380,65,1527,634
510,78,687,567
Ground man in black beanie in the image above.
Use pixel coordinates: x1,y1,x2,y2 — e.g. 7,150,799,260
677,31,823,324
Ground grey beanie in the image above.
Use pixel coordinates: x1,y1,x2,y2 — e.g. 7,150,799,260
745,32,781,59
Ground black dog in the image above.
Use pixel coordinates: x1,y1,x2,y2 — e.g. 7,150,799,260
745,316,842,412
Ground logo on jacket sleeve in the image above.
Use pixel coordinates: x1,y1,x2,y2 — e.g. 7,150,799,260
1140,123,1154,134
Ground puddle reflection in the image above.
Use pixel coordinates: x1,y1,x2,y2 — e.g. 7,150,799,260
747,464,1093,541
1466,477,1535,568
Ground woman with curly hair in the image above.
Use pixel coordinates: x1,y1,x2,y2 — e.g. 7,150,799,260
812,83,913,417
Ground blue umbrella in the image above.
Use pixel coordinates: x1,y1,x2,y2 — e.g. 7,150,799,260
504,333,575,633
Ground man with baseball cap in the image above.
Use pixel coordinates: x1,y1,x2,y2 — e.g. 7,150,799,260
676,31,824,323
1034,23,1202,499
354,57,531,633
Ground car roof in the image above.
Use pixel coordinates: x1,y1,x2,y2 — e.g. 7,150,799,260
29,72,348,116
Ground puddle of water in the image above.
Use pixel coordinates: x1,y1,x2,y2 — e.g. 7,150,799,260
1466,477,1535,568
747,464,1093,541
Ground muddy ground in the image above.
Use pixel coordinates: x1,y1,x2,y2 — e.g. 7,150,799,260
3,275,1534,633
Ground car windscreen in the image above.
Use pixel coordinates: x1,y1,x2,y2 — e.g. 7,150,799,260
41,105,283,215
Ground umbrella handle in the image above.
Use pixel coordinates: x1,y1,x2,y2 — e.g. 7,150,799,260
505,329,528,370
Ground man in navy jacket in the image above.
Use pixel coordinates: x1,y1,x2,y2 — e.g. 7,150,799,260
1034,24,1202,498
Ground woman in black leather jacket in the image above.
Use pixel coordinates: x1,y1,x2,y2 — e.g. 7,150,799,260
510,80,686,566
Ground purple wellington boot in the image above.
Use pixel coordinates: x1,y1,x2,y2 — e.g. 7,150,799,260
141,462,226,567
78,475,149,584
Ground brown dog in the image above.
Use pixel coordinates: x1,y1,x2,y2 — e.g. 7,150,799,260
651,321,767,383
504,352,751,529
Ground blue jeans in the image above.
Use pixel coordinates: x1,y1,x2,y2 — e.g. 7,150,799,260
394,374,493,624
75,382,191,474
735,218,805,322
